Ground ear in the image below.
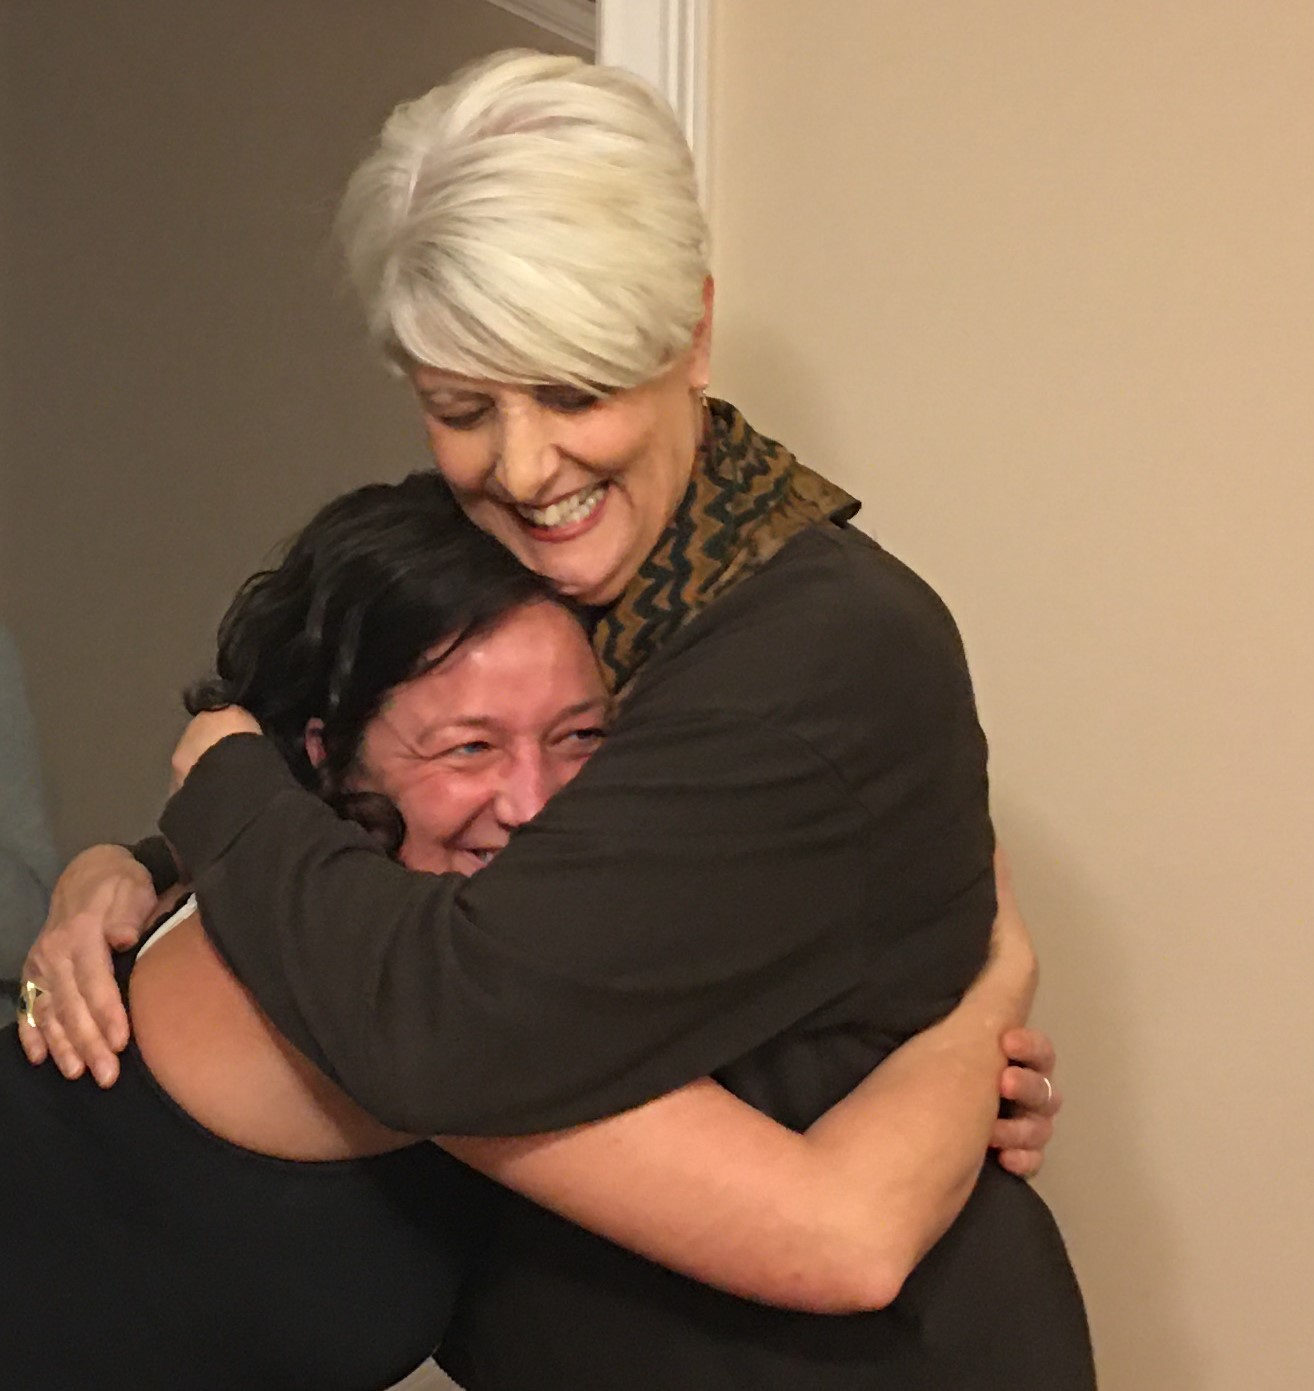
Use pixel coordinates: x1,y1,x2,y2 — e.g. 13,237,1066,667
304,718,326,769
687,275,715,392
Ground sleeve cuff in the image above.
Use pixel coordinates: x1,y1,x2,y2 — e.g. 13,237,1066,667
121,835,181,898
160,734,300,877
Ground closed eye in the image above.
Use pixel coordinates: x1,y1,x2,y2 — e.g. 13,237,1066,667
534,385,605,415
431,403,490,430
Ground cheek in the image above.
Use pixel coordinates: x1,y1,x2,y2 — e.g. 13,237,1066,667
549,754,592,793
423,427,489,500
390,770,463,845
610,424,686,510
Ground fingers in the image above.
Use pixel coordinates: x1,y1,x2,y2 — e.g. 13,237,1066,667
24,931,128,1087
63,926,133,1053
17,987,83,1079
84,958,132,1054
18,844,155,1086
996,1147,1045,1180
105,920,146,952
1001,1026,1057,1079
999,1061,1063,1118
991,1041,1062,1180
990,1112,1054,1155
15,1013,48,1065
46,948,127,1088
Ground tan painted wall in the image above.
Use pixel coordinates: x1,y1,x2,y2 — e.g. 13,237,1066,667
709,3,1314,1387
0,0,586,860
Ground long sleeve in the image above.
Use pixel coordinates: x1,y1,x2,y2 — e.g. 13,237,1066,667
161,524,993,1137
163,712,868,1134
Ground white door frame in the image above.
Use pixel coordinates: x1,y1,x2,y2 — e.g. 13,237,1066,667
482,0,711,199
598,0,710,199
482,1,596,48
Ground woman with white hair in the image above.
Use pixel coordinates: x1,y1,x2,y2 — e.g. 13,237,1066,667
25,51,1093,1389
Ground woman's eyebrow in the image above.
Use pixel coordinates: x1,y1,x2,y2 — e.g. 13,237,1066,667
419,387,489,407
555,699,611,721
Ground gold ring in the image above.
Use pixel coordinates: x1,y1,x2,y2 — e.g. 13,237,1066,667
18,978,47,1030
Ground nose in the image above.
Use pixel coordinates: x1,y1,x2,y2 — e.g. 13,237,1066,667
492,751,554,829
495,399,561,504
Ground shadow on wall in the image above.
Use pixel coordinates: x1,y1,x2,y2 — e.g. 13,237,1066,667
996,795,1204,1391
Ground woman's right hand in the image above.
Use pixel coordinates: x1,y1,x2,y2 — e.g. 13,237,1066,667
16,844,158,1086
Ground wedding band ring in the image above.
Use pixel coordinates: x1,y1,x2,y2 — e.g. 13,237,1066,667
1040,1075,1053,1108
18,978,47,1030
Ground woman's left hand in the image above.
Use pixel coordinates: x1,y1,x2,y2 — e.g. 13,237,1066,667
170,707,263,792
991,1026,1062,1178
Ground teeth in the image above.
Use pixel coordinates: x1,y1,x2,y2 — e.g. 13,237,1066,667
517,483,605,530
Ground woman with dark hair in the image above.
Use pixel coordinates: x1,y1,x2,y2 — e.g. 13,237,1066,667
3,472,1039,1389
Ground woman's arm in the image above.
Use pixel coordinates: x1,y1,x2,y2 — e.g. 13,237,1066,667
26,864,1044,1318
18,852,1062,1183
441,877,1036,1313
17,845,159,1084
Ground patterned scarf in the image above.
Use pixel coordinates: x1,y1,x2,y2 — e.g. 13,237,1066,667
591,397,859,695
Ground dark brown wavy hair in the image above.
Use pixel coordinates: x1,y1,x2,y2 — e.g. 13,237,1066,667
185,471,568,855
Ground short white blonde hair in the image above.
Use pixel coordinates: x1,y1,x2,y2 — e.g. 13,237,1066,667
338,50,709,390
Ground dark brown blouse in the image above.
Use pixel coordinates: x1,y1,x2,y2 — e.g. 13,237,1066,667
161,521,1093,1389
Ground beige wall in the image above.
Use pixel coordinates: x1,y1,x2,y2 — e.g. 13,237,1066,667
710,3,1313,1387
6,3,1311,1381
0,0,586,860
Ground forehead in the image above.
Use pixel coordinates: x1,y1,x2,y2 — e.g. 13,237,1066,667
380,603,605,733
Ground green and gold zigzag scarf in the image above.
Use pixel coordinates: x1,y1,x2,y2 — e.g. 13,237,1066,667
592,397,859,695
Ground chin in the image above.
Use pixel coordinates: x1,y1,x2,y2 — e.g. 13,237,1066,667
522,529,633,601
547,552,629,604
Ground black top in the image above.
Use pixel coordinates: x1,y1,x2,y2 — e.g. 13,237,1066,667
0,928,482,1391
163,522,1094,1388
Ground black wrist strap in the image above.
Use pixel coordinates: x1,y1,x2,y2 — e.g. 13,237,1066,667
119,835,182,898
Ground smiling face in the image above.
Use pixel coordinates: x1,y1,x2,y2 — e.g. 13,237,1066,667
409,290,713,607
350,601,608,877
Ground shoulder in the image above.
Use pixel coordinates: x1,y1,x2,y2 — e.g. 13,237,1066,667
633,523,975,730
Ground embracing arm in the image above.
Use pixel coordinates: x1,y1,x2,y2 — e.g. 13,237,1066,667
160,590,1017,1139
442,884,1035,1312
161,719,871,1134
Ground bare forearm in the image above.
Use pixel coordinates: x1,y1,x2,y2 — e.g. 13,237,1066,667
803,987,1017,1294
440,1084,911,1312
436,913,1032,1316
440,987,1017,1315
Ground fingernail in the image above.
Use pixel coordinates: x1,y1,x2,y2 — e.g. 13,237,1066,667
94,1062,115,1087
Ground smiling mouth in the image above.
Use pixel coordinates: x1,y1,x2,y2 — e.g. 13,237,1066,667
514,482,607,531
